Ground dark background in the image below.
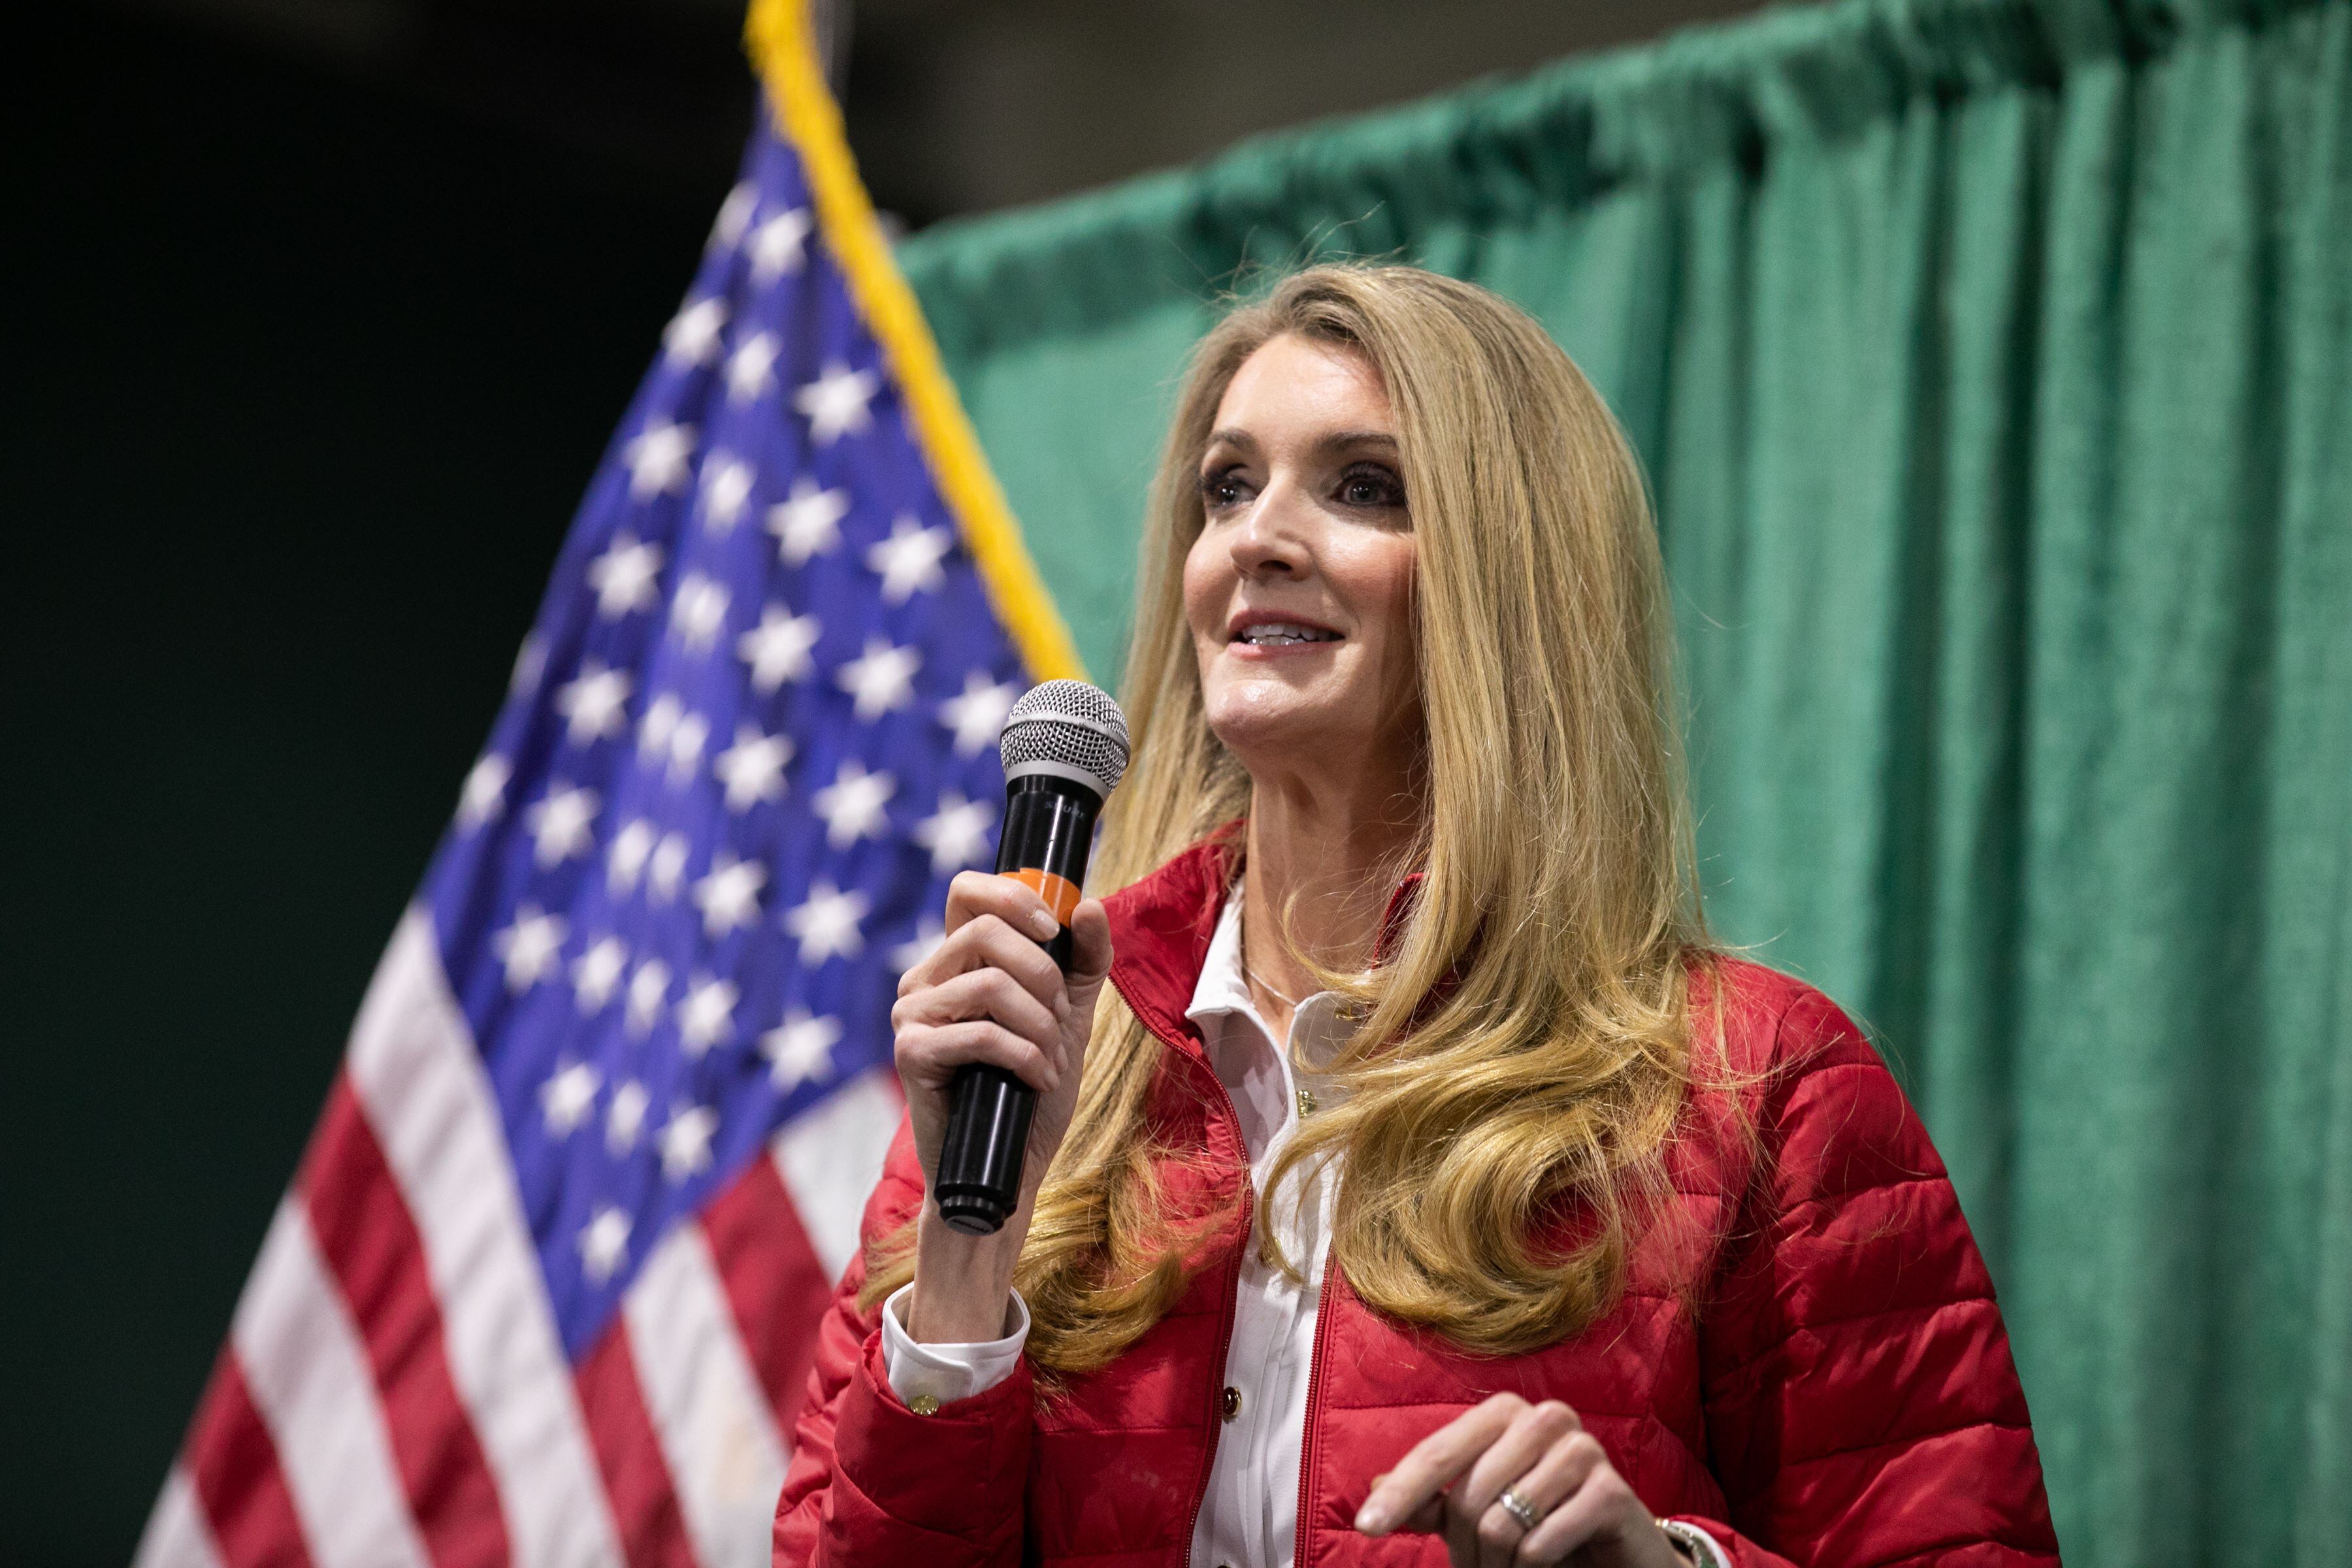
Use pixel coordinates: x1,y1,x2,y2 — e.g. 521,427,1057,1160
6,1,1761,1560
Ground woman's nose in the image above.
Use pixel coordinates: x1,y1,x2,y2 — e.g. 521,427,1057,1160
1228,479,1312,578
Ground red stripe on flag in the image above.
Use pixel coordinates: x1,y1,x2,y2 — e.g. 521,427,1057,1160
574,1322,698,1568
186,1350,318,1568
299,1074,514,1568
700,1152,835,1432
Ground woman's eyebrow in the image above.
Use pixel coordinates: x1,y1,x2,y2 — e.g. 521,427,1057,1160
1316,431,1399,455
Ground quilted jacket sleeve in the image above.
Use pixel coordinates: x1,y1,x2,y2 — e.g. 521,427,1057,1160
771,1113,1036,1568
1684,977,2061,1568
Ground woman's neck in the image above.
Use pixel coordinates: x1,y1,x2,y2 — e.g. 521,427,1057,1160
1239,762,1421,1029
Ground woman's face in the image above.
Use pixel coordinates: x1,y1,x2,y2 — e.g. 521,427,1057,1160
1183,333,1420,785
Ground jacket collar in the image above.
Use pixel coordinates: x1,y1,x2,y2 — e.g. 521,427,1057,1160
1102,825,1424,1058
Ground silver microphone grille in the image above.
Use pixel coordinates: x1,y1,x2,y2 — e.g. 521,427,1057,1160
998,679,1131,798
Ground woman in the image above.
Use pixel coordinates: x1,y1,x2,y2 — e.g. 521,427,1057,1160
771,265,2059,1568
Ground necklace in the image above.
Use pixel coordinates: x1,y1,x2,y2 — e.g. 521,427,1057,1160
1240,903,1303,1011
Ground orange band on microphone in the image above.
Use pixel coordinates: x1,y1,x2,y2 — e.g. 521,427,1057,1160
1004,868,1082,929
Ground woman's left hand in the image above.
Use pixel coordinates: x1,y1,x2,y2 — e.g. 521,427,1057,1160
1352,1393,1686,1568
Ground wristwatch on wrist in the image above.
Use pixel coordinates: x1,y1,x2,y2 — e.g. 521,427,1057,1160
1656,1518,1712,1566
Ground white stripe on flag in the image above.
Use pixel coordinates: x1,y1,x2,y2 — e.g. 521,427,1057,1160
232,1201,433,1568
621,1222,790,1568
769,1069,901,1282
131,1462,226,1568
347,909,626,1568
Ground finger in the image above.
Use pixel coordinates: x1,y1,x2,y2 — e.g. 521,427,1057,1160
943,869,1060,943
896,1020,1060,1095
1355,1395,1524,1535
1454,1403,1579,1568
1509,1439,1622,1565
1453,1400,1578,1526
892,966,1060,1049
903,913,1066,1009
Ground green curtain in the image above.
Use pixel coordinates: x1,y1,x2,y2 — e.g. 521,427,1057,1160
895,0,2352,1562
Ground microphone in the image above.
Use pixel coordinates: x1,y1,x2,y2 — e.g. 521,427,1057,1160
931,679,1130,1235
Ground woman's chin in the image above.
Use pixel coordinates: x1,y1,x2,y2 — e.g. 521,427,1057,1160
1204,689,1352,766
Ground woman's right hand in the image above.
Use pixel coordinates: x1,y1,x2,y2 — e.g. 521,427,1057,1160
890,870,1114,1269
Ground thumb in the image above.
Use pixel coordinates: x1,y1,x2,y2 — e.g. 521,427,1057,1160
1065,898,1114,994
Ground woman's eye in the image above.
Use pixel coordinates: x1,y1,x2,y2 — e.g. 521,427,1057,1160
1198,468,1249,510
1339,467,1404,508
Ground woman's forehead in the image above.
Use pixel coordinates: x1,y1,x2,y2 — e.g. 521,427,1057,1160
1210,333,1393,441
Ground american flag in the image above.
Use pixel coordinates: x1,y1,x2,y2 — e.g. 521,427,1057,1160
133,24,1073,1566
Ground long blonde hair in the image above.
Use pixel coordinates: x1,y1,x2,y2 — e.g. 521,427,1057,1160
864,263,1714,1372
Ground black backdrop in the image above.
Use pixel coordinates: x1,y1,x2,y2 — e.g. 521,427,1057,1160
6,15,736,1563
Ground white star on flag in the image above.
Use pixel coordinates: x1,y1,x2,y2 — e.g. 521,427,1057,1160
658,1103,719,1183
624,419,696,498
647,832,691,904
676,975,740,1056
661,297,727,368
709,182,755,250
571,936,629,1014
939,671,1021,756
693,852,766,938
914,791,996,873
837,637,921,719
457,753,510,828
668,570,732,653
493,904,567,992
737,604,821,693
625,960,672,1037
725,331,780,406
890,919,947,975
766,478,849,564
540,1060,601,1135
785,879,870,964
579,1206,632,1284
554,661,632,745
794,361,879,446
699,452,755,531
813,759,897,848
586,532,663,620
606,818,656,896
606,1083,650,1155
865,514,953,604
524,785,600,868
749,206,812,282
761,1009,842,1092
638,696,711,787
713,723,792,811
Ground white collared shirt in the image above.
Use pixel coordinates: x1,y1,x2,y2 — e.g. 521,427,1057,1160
880,886,1726,1568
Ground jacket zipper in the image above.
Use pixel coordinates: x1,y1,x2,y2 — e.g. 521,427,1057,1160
1292,1269,1334,1568
1108,972,1253,1568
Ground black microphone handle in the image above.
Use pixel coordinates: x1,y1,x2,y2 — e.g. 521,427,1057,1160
931,773,1102,1235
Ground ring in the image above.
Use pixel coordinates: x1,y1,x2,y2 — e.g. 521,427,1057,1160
1495,1486,1545,1532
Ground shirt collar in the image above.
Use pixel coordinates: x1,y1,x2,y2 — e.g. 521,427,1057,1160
1183,881,1257,1026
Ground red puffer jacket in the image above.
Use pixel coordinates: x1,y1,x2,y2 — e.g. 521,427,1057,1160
771,838,2061,1567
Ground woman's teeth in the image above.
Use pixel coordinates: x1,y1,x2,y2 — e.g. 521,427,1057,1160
1238,624,1339,645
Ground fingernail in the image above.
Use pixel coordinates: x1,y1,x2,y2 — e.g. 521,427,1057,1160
1030,909,1058,938
1354,1505,1388,1535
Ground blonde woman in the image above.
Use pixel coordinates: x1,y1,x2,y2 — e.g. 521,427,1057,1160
771,266,2060,1568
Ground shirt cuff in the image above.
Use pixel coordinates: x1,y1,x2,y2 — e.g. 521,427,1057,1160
879,1281,1032,1409
1658,1518,1733,1568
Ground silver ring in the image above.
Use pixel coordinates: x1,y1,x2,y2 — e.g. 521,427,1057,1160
1495,1486,1544,1532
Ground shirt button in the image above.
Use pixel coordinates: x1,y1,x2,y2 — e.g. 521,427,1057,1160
1220,1385,1242,1422
909,1394,940,1416
1296,1087,1317,1117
